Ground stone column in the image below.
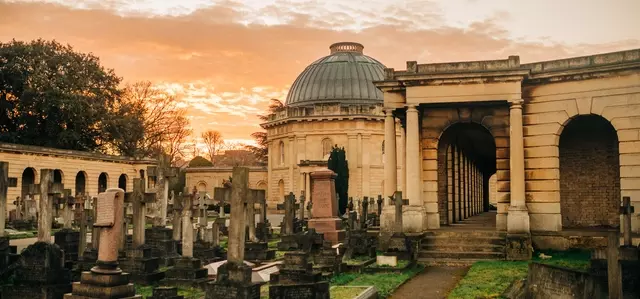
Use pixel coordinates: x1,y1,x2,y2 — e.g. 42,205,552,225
38,169,54,243
400,121,407,196
0,162,7,237
462,155,467,219
404,104,427,232
507,99,530,234
383,109,398,198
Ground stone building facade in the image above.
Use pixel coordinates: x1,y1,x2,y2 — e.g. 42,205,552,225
0,142,156,212
260,42,405,210
185,166,268,194
377,48,640,246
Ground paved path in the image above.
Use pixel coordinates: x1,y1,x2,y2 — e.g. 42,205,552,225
389,266,469,299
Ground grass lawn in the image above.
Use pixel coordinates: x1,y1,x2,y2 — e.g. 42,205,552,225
135,285,204,299
330,286,369,298
447,249,591,299
331,264,425,298
344,255,374,265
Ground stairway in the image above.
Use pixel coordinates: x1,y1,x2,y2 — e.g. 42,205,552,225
418,214,506,265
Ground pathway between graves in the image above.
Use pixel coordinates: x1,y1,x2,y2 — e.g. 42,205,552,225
389,266,469,299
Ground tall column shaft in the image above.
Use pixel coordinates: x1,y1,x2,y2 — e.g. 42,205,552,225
507,99,530,233
400,123,407,195
405,105,421,205
383,109,398,198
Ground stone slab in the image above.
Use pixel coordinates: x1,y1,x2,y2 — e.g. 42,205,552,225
376,255,398,267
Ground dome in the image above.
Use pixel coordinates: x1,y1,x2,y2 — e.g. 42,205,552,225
285,42,385,107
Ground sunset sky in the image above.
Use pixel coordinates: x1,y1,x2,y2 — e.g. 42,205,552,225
1,0,640,147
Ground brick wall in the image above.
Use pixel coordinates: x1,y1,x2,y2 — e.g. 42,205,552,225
559,115,620,228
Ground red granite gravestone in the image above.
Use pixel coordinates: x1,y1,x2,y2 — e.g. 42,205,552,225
307,170,345,245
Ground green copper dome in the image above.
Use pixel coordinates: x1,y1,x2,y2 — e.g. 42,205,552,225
285,42,385,107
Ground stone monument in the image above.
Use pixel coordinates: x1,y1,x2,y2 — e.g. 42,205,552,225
268,252,330,299
307,169,345,245
63,188,142,299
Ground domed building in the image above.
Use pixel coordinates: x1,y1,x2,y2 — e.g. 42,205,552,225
261,42,405,208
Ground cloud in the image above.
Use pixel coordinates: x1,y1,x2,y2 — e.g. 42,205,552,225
1,1,639,142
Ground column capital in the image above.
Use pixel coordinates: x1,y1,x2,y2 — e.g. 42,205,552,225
405,104,418,111
384,108,395,115
509,99,524,109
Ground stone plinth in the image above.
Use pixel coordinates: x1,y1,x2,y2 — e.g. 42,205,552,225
1,242,72,299
162,257,210,288
307,170,344,245
313,241,344,276
149,286,184,299
145,227,180,266
277,229,324,252
63,271,142,299
118,246,165,284
0,236,19,271
244,242,276,261
505,233,532,261
194,240,225,264
269,252,329,299
54,228,80,263
205,262,263,299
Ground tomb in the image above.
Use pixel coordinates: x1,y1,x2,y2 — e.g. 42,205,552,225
268,252,330,299
306,170,345,246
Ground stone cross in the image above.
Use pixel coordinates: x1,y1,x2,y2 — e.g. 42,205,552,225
181,188,196,258
61,189,75,229
390,191,408,233
347,211,357,231
347,197,353,214
35,169,64,243
620,196,634,247
75,193,89,256
91,188,125,274
228,167,250,265
361,197,369,229
0,162,18,236
214,186,231,218
307,200,313,219
299,191,306,220
171,190,182,242
246,189,265,242
147,155,179,227
277,192,299,236
124,178,157,248
377,195,383,225
369,197,375,214
196,191,210,240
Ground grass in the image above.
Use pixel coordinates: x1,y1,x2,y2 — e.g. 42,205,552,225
331,264,424,298
345,255,373,265
331,286,369,299
135,285,205,299
447,249,591,299
267,238,279,249
7,228,62,240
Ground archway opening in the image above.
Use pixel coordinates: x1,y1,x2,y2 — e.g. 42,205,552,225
53,169,63,184
437,122,496,225
278,180,285,202
256,181,267,190
118,174,128,191
98,173,109,193
197,182,207,193
21,167,37,198
75,171,87,195
559,115,620,229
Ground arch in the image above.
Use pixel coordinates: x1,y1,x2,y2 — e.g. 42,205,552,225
196,181,207,192
98,172,109,193
436,122,497,225
279,141,285,165
139,169,145,179
21,167,37,198
322,138,333,159
53,169,64,184
75,171,87,195
559,114,620,228
278,179,285,201
118,174,128,192
256,180,267,190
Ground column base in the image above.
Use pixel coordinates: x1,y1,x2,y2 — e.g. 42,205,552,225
403,205,425,233
505,233,532,261
507,206,530,234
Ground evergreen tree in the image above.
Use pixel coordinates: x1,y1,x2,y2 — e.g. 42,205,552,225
328,145,349,214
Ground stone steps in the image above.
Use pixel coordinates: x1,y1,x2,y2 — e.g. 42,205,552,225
419,250,505,260
421,243,505,253
418,227,506,265
422,235,506,246
417,258,484,266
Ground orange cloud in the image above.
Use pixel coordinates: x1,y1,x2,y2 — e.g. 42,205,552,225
1,1,639,143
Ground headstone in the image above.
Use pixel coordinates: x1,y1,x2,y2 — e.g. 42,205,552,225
55,189,81,265
148,155,179,227
376,195,383,226
214,186,231,218
36,169,64,243
205,167,264,299
360,197,369,229
380,191,411,260
307,170,345,245
299,191,306,221
278,228,324,252
343,211,376,261
190,189,225,264
277,193,298,236
313,240,344,277
268,252,330,299
244,189,274,261
149,286,184,299
64,188,142,299
306,200,313,219
171,191,182,243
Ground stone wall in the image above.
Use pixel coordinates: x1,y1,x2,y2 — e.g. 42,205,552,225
525,262,606,299
0,142,155,212
185,167,267,193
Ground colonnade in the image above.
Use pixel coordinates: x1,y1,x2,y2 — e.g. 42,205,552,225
445,144,486,223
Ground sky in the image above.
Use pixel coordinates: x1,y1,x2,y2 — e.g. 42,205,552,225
1,0,639,147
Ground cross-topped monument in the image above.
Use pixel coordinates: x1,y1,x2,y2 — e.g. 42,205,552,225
213,185,231,218
246,189,265,242
277,192,299,236
124,178,157,247
147,155,179,227
389,191,409,233
34,169,64,243
620,196,635,247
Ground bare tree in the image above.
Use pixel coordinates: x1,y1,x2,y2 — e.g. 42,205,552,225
202,130,224,165
163,113,192,164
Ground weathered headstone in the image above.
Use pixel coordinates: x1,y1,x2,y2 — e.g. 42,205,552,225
379,191,411,259
64,188,142,299
277,193,298,236
55,189,81,265
148,155,179,227
171,191,182,244
149,286,184,299
306,200,313,219
307,170,345,245
36,169,64,243
376,195,383,226
245,189,275,261
314,240,344,277
361,197,369,229
343,211,376,261
299,191,306,221
268,252,330,299
205,167,264,299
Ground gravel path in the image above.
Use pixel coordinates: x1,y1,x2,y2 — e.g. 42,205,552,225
389,266,469,299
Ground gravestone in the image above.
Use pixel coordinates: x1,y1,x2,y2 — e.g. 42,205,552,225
277,193,299,236
244,189,275,261
193,189,225,264
205,167,264,299
54,189,80,265
380,191,412,260
306,200,313,220
120,178,165,284
313,240,344,278
0,162,19,274
376,195,383,226
163,187,210,288
343,211,376,261
63,188,142,299
268,252,330,299
146,165,180,266
148,155,179,227
360,197,369,229
77,195,99,273
278,228,324,252
149,287,184,299
307,170,345,245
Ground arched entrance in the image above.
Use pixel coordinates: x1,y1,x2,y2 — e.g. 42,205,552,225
21,167,37,198
75,171,87,195
98,173,109,193
53,169,63,184
118,174,128,191
437,122,496,225
197,181,207,192
559,115,620,228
